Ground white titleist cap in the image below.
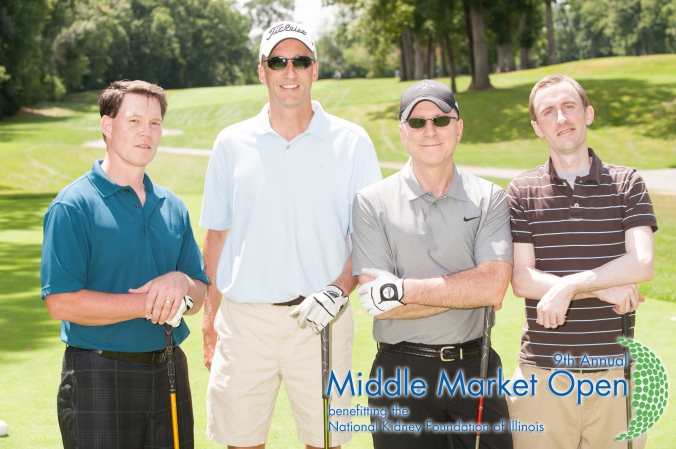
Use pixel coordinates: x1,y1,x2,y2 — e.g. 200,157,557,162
259,21,317,62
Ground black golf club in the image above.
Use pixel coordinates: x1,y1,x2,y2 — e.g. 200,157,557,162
321,326,330,449
622,313,633,449
475,306,494,449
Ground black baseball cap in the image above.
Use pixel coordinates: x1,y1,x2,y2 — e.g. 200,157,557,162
399,80,459,121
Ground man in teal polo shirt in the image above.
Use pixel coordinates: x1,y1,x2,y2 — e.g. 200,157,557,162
41,80,208,448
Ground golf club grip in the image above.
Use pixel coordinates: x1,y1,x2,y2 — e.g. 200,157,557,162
321,327,330,400
165,324,176,394
479,306,494,378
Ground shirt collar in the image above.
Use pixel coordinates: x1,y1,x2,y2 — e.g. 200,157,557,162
86,160,161,199
253,101,329,139
545,147,602,185
401,161,468,202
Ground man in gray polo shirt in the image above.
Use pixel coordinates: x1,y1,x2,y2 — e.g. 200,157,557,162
352,80,514,449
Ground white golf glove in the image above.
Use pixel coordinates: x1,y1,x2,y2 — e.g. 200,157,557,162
357,268,405,316
165,295,194,327
290,285,348,332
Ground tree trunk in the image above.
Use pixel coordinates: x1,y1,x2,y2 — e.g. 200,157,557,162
440,41,448,77
413,34,425,79
427,38,436,79
463,0,476,88
590,35,597,59
402,28,414,81
518,13,530,70
443,33,458,93
468,2,492,90
506,15,516,71
497,44,505,72
546,0,556,65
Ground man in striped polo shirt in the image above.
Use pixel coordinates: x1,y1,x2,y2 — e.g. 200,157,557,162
507,74,657,448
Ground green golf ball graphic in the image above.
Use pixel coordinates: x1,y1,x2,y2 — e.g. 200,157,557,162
616,338,668,441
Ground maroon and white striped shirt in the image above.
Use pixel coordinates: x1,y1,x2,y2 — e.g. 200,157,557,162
508,148,657,368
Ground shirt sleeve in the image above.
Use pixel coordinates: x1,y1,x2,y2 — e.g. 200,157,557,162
200,136,232,231
41,202,90,298
351,191,395,277
348,138,382,234
177,210,210,286
622,170,658,232
474,186,514,265
507,180,533,244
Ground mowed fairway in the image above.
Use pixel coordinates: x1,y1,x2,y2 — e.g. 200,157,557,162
0,56,675,448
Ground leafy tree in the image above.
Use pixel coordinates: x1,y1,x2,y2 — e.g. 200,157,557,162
244,0,294,30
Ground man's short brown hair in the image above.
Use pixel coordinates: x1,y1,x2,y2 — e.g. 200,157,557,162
98,80,168,119
529,75,589,121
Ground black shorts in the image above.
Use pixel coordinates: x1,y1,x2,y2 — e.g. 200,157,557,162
368,344,513,449
57,346,194,449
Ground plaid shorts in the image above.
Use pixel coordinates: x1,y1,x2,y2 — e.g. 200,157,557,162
58,346,194,449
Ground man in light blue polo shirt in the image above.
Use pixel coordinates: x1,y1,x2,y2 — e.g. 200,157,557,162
200,21,381,449
41,80,208,448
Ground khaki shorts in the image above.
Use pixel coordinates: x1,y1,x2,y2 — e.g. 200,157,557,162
507,364,647,449
206,298,354,447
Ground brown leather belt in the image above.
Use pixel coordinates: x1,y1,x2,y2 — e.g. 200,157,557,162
272,295,305,306
378,340,482,362
69,346,167,364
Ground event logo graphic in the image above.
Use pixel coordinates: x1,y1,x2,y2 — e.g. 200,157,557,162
616,338,669,441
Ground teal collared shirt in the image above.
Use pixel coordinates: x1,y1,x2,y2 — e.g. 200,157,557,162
41,161,209,352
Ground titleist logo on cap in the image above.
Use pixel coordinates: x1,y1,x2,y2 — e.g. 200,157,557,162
266,24,307,40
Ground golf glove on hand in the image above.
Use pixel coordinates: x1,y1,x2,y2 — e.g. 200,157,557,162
357,268,405,316
290,285,348,332
166,295,194,327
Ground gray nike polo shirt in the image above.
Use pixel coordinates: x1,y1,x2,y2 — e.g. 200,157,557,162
352,161,513,345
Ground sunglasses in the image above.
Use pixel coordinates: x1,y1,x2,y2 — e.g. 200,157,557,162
262,56,315,70
404,116,459,129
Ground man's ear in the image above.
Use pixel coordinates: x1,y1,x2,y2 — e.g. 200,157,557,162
258,64,266,85
585,105,594,126
101,115,112,141
531,120,544,138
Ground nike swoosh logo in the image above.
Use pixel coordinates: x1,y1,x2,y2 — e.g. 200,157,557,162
463,216,480,222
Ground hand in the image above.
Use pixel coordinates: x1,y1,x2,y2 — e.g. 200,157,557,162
290,285,348,332
595,284,644,315
536,279,574,329
129,272,190,324
357,268,405,316
165,295,194,327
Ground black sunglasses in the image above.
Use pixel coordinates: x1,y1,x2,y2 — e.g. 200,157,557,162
405,116,459,129
262,56,315,70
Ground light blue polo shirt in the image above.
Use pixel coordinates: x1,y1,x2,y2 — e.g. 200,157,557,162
200,101,382,303
41,161,209,352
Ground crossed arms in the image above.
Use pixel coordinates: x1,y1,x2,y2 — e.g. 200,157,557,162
511,225,654,328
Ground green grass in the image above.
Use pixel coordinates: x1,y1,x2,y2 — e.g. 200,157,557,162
1,194,675,448
1,55,676,446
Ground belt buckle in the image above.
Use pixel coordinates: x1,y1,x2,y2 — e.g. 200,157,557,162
440,346,462,362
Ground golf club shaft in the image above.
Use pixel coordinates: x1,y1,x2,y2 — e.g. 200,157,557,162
165,324,180,449
321,326,330,449
622,314,633,449
475,306,494,449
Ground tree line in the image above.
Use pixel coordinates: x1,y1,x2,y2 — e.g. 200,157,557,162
325,0,676,91
0,0,254,118
1,0,675,118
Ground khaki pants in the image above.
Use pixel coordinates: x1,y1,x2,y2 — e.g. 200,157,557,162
206,298,354,447
507,364,647,449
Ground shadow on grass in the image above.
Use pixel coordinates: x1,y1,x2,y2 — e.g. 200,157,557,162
0,197,58,356
366,78,676,144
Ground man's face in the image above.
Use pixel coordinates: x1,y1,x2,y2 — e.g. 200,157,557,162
531,82,594,156
101,93,163,170
258,38,318,109
399,101,463,169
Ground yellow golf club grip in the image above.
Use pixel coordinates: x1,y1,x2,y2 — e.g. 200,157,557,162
171,392,179,449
